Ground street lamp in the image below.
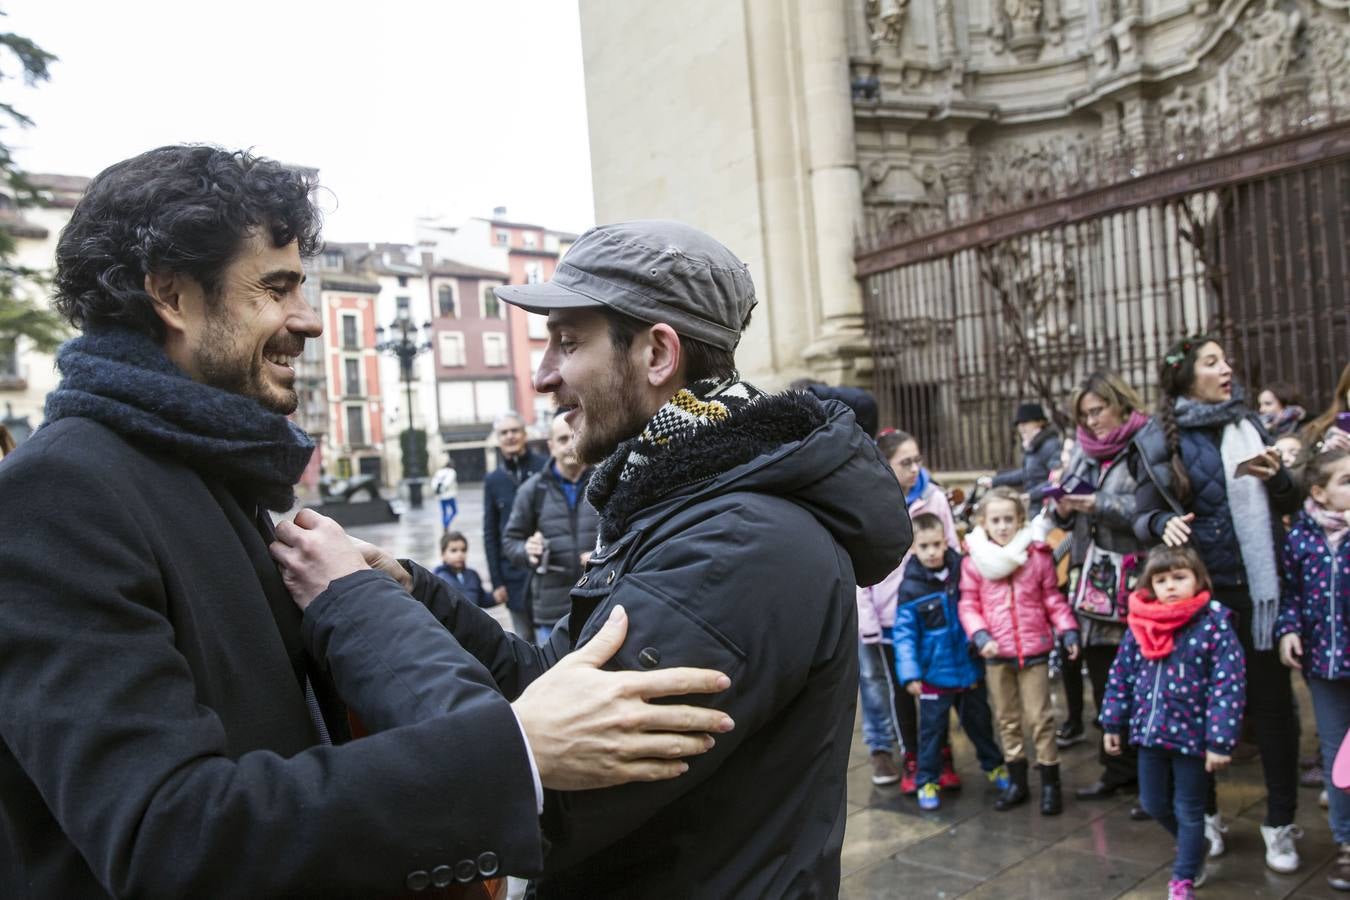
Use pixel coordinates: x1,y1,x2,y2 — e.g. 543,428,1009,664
375,316,432,508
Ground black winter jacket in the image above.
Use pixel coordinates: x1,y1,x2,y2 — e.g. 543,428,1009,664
306,393,911,899
503,464,600,628
483,449,548,612
0,418,542,899
992,426,1062,504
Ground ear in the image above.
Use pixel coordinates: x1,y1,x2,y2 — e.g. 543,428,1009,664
144,271,190,337
642,323,683,389
1310,483,1329,507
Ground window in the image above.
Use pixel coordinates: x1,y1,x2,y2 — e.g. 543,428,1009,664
341,314,359,350
397,275,408,287
322,250,344,271
483,334,508,367
529,348,545,375
524,262,542,284
533,396,553,429
396,296,411,319
482,285,503,319
495,229,510,246
343,358,361,397
0,337,16,379
438,284,457,318
346,405,367,446
523,232,538,249
438,381,476,426
438,331,466,367
527,312,548,340
475,381,512,419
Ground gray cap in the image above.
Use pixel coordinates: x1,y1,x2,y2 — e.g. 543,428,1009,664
493,220,757,351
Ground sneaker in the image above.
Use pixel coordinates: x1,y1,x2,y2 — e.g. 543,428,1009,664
917,782,941,810
1193,860,1208,889
1167,878,1195,900
1055,721,1087,748
987,765,1012,792
1204,814,1228,858
870,750,900,786
1329,843,1350,891
1260,823,1304,874
899,752,919,795
1302,764,1326,788
938,746,963,790
1324,790,1332,810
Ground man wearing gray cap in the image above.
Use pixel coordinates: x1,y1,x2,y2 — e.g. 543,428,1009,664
282,220,910,897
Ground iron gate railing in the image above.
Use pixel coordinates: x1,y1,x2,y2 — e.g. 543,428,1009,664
858,100,1350,473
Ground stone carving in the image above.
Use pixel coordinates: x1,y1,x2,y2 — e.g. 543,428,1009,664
1224,0,1305,107
973,135,1095,215
1158,85,1210,152
980,232,1083,381
991,0,1047,62
865,0,910,50
1304,11,1350,103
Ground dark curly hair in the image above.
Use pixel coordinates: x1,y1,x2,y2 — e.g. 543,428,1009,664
53,145,323,339
1156,333,1220,504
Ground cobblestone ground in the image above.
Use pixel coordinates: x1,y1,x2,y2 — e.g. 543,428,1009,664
350,485,1341,899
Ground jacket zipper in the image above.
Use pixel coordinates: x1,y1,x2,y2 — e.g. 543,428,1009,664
1009,579,1024,667
1331,538,1341,678
1143,660,1163,743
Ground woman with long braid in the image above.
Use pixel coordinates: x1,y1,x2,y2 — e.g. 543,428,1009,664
1131,335,1304,874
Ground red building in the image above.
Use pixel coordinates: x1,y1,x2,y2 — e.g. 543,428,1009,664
319,274,385,481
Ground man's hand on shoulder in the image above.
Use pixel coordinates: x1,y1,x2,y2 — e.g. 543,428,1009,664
270,509,370,609
513,605,736,791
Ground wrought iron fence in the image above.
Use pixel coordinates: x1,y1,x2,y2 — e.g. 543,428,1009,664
858,95,1350,473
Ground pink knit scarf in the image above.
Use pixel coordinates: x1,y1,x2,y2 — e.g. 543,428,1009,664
1077,411,1151,462
1306,497,1350,551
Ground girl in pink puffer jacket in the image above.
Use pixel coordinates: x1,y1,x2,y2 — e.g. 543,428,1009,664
959,487,1080,816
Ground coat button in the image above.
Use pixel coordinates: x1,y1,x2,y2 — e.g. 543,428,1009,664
638,647,661,669
606,570,616,584
577,574,589,587
430,865,454,888
405,870,431,892
477,851,501,877
454,859,479,883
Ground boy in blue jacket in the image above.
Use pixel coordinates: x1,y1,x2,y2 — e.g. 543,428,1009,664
895,513,1010,810
432,531,493,608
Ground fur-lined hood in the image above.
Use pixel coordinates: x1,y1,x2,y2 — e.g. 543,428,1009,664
588,390,909,587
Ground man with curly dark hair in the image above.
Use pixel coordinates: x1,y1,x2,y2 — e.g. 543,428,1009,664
0,146,732,898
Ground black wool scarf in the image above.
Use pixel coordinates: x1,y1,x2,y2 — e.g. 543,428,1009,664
44,327,315,511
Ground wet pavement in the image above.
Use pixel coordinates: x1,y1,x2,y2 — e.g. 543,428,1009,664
348,486,1343,899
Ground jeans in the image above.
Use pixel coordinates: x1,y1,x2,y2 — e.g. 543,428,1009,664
509,608,534,641
858,640,906,752
1307,677,1350,843
1138,747,1208,881
438,497,458,530
1208,586,1299,826
917,684,1003,787
535,624,554,645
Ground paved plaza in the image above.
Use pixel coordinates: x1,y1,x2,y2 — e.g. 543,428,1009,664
349,485,1343,900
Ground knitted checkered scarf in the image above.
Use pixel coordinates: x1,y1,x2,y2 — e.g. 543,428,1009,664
587,374,771,541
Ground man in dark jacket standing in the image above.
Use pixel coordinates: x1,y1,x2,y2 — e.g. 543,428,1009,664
504,414,600,643
282,220,912,898
484,411,548,636
0,149,734,898
982,402,1063,505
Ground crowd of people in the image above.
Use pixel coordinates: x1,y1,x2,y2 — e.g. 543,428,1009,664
860,344,1350,899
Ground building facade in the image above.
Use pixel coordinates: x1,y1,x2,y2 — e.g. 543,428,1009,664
319,274,386,482
577,0,1350,404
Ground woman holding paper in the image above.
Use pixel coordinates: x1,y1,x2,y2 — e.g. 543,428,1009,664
1131,334,1304,874
1051,371,1151,804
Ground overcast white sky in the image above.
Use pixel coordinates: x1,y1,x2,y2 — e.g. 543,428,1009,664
2,0,596,243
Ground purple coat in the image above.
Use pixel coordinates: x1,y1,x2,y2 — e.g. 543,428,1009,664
1276,511,1350,680
1100,602,1246,758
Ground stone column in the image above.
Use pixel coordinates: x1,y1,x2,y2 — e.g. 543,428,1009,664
799,0,872,385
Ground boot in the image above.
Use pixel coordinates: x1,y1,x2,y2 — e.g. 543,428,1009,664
995,759,1029,811
1039,763,1063,816
938,745,962,790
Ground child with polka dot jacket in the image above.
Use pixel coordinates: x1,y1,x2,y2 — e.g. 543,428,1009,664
1101,545,1246,900
1276,449,1350,891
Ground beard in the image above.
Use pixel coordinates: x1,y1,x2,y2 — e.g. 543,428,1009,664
574,351,651,465
196,308,302,415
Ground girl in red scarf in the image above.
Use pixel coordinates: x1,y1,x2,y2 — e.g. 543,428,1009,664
1101,546,1246,899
